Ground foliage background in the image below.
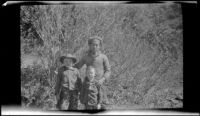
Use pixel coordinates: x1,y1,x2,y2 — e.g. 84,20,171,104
20,3,183,110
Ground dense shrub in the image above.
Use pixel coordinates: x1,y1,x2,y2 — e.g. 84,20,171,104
21,64,56,109
21,3,183,109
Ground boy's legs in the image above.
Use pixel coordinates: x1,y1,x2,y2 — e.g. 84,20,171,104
68,90,78,110
56,88,69,110
85,104,97,110
86,84,98,110
56,94,63,110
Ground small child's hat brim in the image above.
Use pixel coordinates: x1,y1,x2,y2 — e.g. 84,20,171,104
66,54,77,64
60,54,77,64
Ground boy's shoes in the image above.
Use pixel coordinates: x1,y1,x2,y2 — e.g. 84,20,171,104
99,104,107,110
97,104,101,109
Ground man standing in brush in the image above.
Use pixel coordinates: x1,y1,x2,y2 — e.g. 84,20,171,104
74,36,111,110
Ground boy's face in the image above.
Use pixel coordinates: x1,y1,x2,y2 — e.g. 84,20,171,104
87,68,95,79
63,58,73,66
89,40,100,53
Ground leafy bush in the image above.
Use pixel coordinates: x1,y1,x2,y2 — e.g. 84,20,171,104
21,64,56,109
21,3,183,109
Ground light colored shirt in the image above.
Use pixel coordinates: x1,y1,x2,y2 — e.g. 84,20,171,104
74,51,111,81
55,66,81,94
63,67,81,90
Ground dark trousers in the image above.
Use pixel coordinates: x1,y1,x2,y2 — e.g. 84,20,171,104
56,87,78,110
68,90,78,110
80,80,109,110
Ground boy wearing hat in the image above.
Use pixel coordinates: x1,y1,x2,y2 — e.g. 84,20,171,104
74,36,111,110
55,54,81,110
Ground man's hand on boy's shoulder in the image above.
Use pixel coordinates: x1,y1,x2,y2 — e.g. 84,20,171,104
98,77,105,85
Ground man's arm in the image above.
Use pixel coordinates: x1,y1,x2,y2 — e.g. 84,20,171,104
103,55,111,81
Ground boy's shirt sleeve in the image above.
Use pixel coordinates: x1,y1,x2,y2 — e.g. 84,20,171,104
103,55,111,81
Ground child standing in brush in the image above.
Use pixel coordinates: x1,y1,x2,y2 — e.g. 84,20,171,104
55,54,82,110
80,66,101,110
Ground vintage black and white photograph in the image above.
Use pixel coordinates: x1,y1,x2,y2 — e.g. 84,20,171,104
20,3,184,113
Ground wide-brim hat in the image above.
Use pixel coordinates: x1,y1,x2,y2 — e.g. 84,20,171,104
60,54,77,64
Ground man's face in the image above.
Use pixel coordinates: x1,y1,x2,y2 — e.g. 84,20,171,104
89,39,100,53
63,58,73,66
